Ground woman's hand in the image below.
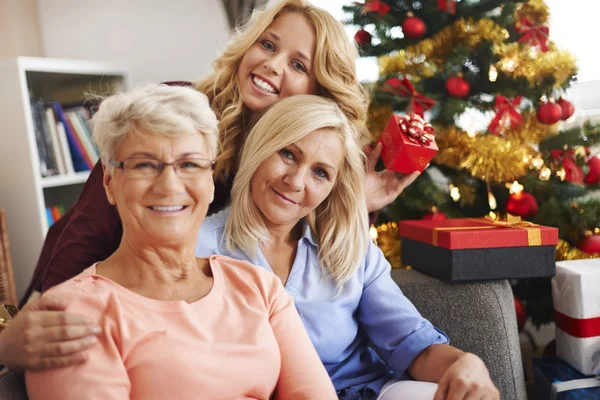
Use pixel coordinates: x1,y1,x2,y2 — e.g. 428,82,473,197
433,353,500,400
0,296,101,373
364,143,420,213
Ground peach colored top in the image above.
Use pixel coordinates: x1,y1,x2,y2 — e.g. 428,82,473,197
26,256,336,400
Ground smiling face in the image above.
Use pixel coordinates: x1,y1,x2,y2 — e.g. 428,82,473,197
250,128,344,233
103,130,215,247
236,12,318,111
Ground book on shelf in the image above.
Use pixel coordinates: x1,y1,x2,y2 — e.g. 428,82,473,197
45,101,94,173
30,96,58,177
45,204,66,228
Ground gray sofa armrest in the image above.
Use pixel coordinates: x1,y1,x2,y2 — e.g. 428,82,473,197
392,268,527,400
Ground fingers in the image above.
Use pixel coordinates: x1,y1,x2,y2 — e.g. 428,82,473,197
39,335,98,357
23,296,69,312
37,324,101,342
36,311,94,327
433,380,449,400
366,142,382,171
445,379,471,400
391,171,420,196
28,352,90,372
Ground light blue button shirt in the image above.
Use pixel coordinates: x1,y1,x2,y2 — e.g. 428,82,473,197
196,208,448,396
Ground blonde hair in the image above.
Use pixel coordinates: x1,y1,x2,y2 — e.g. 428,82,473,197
91,84,219,166
196,0,369,183
225,95,370,289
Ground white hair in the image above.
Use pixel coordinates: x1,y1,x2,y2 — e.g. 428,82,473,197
91,84,219,165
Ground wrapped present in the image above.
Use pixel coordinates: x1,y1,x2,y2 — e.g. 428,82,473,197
552,258,600,376
376,113,438,174
398,216,558,281
534,357,600,400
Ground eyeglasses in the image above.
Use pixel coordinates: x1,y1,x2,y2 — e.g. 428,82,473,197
109,157,215,179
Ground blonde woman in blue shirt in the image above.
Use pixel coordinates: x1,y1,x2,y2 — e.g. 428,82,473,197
196,95,499,400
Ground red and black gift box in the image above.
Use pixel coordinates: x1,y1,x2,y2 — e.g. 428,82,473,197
376,113,438,174
398,217,559,282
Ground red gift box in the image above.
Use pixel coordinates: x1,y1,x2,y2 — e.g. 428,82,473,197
398,217,559,281
399,217,558,249
376,114,438,174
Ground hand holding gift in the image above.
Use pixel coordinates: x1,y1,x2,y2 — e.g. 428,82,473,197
376,113,438,175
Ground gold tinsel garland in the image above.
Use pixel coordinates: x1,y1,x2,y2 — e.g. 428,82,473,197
379,18,508,79
434,126,534,182
495,43,577,88
555,239,600,261
374,222,406,269
503,111,558,144
515,0,550,25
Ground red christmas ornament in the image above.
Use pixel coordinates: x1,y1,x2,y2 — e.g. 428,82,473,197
354,29,372,45
537,100,562,125
402,12,426,40
584,156,600,185
577,234,600,254
506,192,538,220
438,0,456,14
421,210,447,221
445,74,470,98
514,297,527,332
361,0,390,17
557,97,575,120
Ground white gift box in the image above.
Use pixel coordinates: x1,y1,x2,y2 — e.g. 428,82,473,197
552,258,600,375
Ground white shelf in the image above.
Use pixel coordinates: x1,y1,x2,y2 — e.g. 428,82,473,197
0,56,129,299
41,171,91,188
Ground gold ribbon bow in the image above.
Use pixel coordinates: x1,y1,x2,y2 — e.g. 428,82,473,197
432,215,542,247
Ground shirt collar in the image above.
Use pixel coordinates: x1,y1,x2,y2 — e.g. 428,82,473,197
299,218,318,247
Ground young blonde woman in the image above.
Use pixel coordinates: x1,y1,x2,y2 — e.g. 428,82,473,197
195,95,499,400
0,0,417,376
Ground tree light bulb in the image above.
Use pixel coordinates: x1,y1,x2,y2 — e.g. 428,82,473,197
488,65,498,82
369,225,378,242
539,167,551,181
556,169,566,181
449,185,461,202
488,192,497,210
506,181,523,195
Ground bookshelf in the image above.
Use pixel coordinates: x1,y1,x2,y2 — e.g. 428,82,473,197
0,57,129,298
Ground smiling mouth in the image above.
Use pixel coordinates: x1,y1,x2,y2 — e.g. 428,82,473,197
148,205,188,212
272,188,297,204
251,74,279,94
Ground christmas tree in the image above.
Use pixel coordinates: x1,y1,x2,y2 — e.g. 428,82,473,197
345,0,600,328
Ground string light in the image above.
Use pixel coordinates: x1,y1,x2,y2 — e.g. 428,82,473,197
539,167,551,180
523,156,530,163
531,156,544,169
369,225,378,242
488,65,498,82
449,184,462,202
488,191,497,210
556,169,566,181
506,181,524,195
489,211,497,219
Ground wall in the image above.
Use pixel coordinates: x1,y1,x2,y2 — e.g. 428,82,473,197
0,0,44,58
36,0,231,87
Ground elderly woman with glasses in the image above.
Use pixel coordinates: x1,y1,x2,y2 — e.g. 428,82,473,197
25,84,336,400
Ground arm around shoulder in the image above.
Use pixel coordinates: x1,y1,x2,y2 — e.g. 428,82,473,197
25,284,130,400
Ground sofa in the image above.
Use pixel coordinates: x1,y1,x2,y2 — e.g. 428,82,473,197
0,268,526,399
